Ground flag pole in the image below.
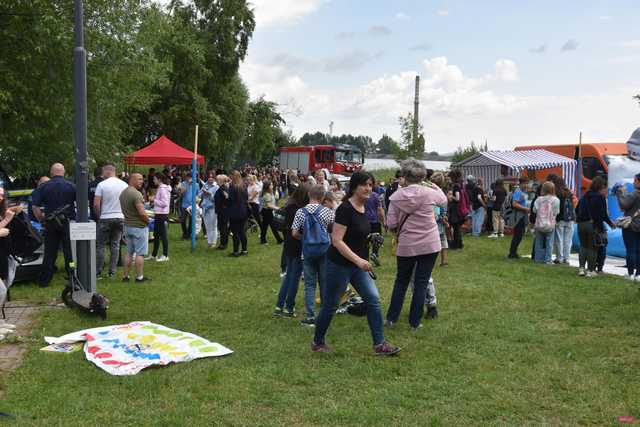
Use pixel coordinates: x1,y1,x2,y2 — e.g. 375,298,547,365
191,125,199,252
577,131,583,195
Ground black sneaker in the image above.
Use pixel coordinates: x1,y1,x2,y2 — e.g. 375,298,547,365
240,251,248,256
135,277,151,283
384,320,395,328
229,252,241,258
108,272,115,278
425,306,438,320
300,317,315,327
282,309,297,318
507,254,520,259
272,307,284,317
122,276,130,283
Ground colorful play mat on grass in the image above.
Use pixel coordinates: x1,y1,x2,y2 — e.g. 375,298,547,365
44,321,233,375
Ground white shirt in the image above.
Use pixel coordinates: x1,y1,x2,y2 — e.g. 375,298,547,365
95,177,128,219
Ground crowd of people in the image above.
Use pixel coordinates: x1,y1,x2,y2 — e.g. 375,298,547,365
1,157,639,357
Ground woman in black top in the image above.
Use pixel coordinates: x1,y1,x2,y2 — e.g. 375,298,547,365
616,173,640,280
447,170,464,249
576,176,614,276
274,184,309,317
226,171,250,257
312,172,400,356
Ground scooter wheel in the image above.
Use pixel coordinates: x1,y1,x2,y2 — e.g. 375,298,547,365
61,287,73,307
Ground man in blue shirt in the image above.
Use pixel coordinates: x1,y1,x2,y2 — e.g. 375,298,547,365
508,177,531,259
32,163,76,287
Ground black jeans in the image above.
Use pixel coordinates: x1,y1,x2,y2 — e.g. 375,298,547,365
40,224,72,287
450,222,463,249
386,252,438,328
509,217,526,257
180,207,192,238
260,209,283,244
152,214,169,257
217,212,229,248
249,203,262,229
229,218,248,253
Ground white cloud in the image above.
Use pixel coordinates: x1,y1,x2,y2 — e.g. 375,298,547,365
493,59,519,82
395,12,410,20
250,0,324,27
620,40,640,49
437,9,450,16
561,39,579,51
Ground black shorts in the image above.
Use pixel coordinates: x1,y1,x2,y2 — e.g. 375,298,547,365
370,222,382,234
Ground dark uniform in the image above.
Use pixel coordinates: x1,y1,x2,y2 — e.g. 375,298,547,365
31,176,76,287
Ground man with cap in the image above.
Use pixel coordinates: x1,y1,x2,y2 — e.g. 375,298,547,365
32,163,76,288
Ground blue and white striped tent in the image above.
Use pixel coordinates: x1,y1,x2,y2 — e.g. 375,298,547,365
456,149,577,191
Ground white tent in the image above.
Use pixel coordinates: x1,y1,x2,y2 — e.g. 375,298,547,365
456,149,577,191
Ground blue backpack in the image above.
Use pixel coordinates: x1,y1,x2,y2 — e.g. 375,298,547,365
302,208,330,258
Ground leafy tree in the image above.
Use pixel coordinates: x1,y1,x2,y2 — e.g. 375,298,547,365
396,113,425,160
451,141,486,164
239,97,285,164
376,134,400,155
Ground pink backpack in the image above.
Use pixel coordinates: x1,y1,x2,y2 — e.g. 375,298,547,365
535,197,556,233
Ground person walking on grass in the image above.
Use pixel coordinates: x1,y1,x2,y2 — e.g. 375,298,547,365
227,171,249,257
488,179,507,238
260,181,284,245
615,173,640,281
508,177,531,259
385,159,447,331
274,184,310,318
292,184,335,327
532,181,560,264
151,172,171,262
312,172,401,356
553,177,575,264
93,163,127,278
200,172,219,248
119,173,150,283
576,176,614,277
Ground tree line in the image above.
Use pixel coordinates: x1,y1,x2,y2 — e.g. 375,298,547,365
0,0,288,178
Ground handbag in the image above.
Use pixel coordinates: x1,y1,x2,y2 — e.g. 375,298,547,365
391,212,413,250
584,197,608,247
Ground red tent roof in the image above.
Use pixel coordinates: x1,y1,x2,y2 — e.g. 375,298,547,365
125,135,204,165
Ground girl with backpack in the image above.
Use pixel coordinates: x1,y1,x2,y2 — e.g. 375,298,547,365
532,181,560,264
553,177,576,264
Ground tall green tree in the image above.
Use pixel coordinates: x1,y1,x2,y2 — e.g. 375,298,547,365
376,134,400,155
451,141,486,164
396,113,425,160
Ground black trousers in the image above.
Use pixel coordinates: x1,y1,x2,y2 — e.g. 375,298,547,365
180,207,192,238
450,222,463,249
152,214,169,257
509,217,526,257
260,209,283,244
249,203,262,229
40,225,72,286
217,212,229,248
229,218,248,253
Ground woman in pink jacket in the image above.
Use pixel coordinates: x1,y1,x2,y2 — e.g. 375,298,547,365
151,173,171,261
386,159,447,330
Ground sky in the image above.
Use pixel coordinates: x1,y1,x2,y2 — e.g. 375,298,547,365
240,0,640,153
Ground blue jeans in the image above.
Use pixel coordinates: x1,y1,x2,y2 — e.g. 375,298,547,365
554,221,573,263
314,260,385,346
534,230,554,263
622,228,640,276
471,207,485,236
387,253,438,328
276,255,303,311
303,255,327,318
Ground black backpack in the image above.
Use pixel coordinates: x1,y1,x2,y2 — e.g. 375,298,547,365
7,212,42,259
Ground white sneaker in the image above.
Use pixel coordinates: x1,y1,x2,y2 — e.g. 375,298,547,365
635,275,640,282
156,255,169,262
585,271,597,278
625,274,635,281
578,268,586,276
144,255,155,261
498,233,504,238
488,234,498,239
279,272,286,278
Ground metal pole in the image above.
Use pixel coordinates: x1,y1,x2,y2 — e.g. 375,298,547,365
578,131,583,195
73,0,92,291
191,126,199,252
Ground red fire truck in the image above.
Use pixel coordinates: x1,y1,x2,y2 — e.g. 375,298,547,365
278,144,364,175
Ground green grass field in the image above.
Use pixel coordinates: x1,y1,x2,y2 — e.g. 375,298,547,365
2,227,640,426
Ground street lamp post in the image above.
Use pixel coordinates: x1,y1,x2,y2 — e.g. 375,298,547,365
73,0,92,291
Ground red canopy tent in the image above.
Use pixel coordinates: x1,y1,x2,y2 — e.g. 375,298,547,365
124,135,204,165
